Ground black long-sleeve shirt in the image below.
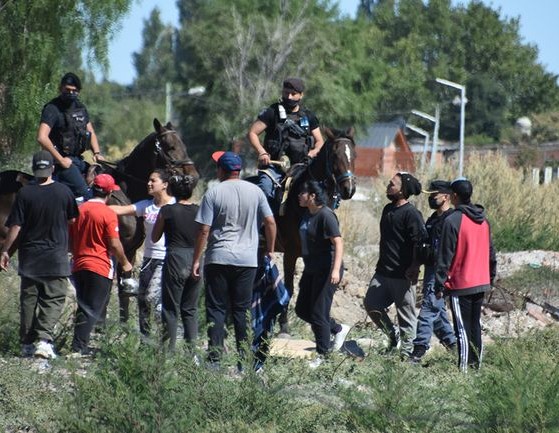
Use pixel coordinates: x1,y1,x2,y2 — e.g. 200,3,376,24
376,202,427,278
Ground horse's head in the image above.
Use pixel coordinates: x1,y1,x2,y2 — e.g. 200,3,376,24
323,127,357,200
153,118,199,179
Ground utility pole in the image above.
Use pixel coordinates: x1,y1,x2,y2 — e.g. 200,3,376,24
165,82,172,123
411,106,440,171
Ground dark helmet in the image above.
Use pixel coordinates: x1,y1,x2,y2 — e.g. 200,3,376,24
60,72,82,91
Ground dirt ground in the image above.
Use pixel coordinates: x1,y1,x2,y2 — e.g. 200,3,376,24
278,249,559,343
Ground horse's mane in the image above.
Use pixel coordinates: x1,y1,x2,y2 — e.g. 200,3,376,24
120,132,157,167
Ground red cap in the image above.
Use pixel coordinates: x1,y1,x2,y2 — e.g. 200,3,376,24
93,174,120,193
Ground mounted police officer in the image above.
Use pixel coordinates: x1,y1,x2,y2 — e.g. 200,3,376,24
247,77,324,211
37,72,104,201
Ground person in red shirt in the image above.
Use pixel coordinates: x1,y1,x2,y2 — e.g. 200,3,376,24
69,174,132,355
435,178,497,371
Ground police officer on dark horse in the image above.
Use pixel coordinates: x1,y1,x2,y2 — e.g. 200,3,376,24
37,72,104,201
248,77,324,213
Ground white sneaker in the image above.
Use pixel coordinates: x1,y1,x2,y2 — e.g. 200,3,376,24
332,324,351,351
34,340,57,360
308,355,324,369
21,343,35,358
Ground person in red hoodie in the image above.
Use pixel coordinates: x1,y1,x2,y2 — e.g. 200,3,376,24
434,177,496,371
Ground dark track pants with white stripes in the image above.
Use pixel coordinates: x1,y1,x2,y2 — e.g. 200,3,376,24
449,292,485,371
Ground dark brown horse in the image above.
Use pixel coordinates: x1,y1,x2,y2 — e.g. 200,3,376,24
275,127,357,333
101,118,198,321
0,118,197,320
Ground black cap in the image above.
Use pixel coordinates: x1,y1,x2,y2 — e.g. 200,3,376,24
451,177,473,203
60,72,81,91
282,77,305,93
32,150,54,177
397,172,422,198
423,180,452,194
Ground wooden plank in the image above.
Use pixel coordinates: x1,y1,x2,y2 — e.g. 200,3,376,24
526,302,554,325
270,338,316,359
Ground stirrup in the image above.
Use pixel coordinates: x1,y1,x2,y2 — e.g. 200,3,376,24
279,176,293,216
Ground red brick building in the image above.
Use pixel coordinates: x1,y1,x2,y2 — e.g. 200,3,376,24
354,121,416,177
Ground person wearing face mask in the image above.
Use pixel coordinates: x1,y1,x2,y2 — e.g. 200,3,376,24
37,72,104,201
247,77,324,209
409,180,456,364
363,172,427,358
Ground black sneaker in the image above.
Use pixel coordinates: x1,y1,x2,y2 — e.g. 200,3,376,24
409,345,427,364
442,341,457,352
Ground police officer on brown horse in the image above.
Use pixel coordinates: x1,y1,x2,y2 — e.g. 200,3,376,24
37,72,104,201
248,77,324,212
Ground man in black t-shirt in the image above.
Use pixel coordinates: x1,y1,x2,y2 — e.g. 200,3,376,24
364,172,427,358
247,77,324,206
0,150,79,359
37,72,104,200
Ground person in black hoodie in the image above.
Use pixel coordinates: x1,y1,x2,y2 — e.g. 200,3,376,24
410,180,457,363
364,172,427,358
435,177,497,371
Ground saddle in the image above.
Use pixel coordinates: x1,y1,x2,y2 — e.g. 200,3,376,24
259,156,308,216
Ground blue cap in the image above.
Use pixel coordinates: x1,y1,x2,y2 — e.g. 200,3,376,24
212,151,242,172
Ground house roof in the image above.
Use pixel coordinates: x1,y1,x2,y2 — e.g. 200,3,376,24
359,121,406,149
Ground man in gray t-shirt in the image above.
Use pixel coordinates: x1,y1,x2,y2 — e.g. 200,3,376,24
193,151,276,368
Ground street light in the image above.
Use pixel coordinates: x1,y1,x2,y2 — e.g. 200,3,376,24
436,78,467,176
165,83,206,123
411,106,440,171
406,124,430,170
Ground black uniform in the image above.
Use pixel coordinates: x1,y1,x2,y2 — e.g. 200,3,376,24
258,102,319,164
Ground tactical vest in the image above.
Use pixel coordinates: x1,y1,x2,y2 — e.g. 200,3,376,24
47,98,90,157
264,103,313,163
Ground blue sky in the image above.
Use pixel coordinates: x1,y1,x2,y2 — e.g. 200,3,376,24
103,0,557,85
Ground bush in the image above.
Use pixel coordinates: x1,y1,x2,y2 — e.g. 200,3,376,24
469,330,559,431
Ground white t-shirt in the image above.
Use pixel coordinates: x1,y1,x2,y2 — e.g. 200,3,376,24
133,197,176,260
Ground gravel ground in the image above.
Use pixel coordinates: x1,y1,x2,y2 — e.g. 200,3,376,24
277,249,559,343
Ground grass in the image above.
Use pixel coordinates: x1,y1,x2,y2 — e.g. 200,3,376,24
2,270,559,432
3,152,559,431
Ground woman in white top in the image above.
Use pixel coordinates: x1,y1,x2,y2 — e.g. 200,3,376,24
111,169,175,335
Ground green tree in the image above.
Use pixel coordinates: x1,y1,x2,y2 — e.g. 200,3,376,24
133,8,177,92
0,0,132,160
173,0,352,163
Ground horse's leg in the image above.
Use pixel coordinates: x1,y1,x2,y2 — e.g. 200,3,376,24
279,252,297,335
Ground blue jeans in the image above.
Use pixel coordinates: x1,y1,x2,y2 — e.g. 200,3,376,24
54,156,90,199
413,267,456,349
257,165,284,209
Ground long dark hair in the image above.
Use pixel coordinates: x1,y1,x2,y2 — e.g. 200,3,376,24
299,180,328,206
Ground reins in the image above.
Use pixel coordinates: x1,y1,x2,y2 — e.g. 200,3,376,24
97,129,194,185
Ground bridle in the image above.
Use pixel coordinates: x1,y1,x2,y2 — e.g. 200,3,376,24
154,129,195,170
319,137,355,187
308,136,356,207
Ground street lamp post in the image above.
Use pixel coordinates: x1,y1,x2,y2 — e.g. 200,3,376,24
436,78,467,177
165,83,206,124
406,124,430,170
411,106,440,171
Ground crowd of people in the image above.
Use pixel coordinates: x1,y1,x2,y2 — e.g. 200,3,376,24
0,72,497,373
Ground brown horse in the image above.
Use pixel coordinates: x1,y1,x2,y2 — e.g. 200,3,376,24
0,118,198,321
101,118,198,321
275,126,357,333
